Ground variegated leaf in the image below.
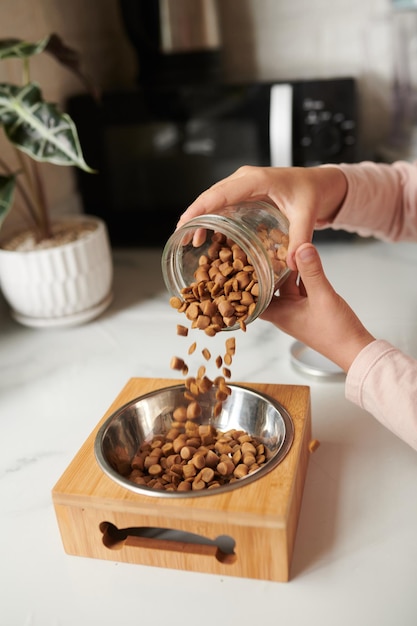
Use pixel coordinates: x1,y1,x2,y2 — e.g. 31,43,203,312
0,36,50,60
0,83,94,172
0,35,99,100
0,175,16,228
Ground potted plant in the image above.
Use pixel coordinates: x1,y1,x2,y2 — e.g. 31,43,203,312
0,35,113,327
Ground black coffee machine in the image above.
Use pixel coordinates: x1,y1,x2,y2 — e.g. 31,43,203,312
119,0,223,87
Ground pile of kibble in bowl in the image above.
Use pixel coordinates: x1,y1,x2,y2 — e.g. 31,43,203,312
125,232,280,492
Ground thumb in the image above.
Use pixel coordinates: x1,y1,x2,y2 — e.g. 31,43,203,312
294,243,329,296
286,213,315,271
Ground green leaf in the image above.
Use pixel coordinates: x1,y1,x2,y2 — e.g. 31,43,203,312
0,36,50,61
0,175,16,228
0,35,100,101
0,83,94,172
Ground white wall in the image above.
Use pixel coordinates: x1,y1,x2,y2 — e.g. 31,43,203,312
217,0,398,156
0,0,412,237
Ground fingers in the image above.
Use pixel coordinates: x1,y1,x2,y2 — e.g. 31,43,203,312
176,166,271,229
293,243,332,298
175,167,325,280
175,167,317,274
276,270,300,297
286,214,316,271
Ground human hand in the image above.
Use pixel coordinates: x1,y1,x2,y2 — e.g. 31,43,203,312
176,165,348,270
261,243,375,372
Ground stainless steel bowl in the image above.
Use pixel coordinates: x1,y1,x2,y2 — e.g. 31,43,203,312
94,384,294,498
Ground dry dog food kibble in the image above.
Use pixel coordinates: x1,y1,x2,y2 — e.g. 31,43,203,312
169,226,288,335
169,233,258,335
121,336,265,492
133,322,268,492
124,231,280,493
125,423,272,491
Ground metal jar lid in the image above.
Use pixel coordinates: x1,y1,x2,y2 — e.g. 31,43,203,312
290,341,346,380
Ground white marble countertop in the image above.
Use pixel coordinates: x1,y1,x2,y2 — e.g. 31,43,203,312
1,238,417,626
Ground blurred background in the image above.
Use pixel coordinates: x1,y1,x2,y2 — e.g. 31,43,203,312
1,0,416,242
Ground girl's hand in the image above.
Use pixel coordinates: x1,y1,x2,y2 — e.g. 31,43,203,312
262,243,375,372
177,165,348,270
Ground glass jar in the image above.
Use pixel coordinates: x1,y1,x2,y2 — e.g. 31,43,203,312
161,201,291,331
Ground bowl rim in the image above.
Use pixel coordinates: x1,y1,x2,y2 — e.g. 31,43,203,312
94,383,295,498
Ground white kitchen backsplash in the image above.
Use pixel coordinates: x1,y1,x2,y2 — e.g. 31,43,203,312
217,0,401,157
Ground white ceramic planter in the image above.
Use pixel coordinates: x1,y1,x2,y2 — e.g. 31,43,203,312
0,216,113,327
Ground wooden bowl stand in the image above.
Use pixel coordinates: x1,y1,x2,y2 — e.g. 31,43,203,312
52,377,311,582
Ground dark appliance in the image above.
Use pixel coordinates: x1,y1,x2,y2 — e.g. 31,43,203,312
119,0,223,86
68,78,357,246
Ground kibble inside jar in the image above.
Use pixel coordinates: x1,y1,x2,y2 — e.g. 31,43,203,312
162,201,291,334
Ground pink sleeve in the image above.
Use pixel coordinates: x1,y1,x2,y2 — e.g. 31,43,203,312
346,340,417,451
320,160,417,241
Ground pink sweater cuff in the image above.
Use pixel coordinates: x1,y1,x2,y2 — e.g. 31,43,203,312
319,161,417,241
346,339,417,450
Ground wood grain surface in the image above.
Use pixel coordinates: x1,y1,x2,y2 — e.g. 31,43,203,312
52,377,311,581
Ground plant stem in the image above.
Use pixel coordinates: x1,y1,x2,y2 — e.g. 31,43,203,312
15,148,50,241
0,155,39,228
22,57,30,85
30,160,51,239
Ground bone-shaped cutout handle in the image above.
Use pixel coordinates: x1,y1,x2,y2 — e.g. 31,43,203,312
99,521,237,565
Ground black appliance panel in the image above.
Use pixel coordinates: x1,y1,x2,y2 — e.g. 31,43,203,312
68,79,356,246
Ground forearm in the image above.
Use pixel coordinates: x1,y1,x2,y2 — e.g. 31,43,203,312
320,161,417,241
304,165,348,223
